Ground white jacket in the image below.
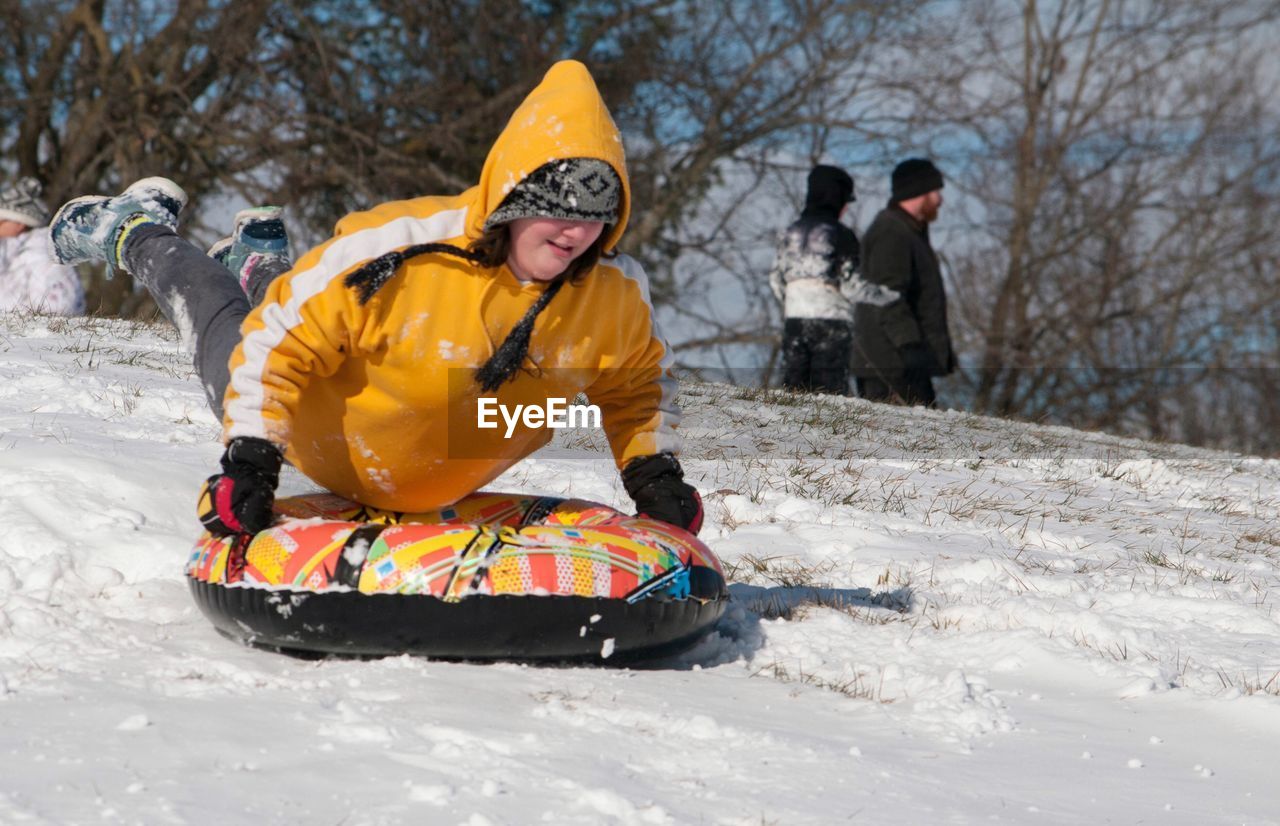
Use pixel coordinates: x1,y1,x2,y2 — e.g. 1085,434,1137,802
0,229,85,315
767,216,860,321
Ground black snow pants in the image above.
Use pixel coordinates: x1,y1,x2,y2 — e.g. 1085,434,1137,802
781,317,852,396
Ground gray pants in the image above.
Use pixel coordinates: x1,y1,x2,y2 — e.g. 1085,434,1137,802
121,225,291,419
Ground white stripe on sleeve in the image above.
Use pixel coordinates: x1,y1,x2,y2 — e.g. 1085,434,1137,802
225,207,469,440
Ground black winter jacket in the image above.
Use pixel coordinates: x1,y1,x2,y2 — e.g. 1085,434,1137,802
850,204,953,377
768,172,860,321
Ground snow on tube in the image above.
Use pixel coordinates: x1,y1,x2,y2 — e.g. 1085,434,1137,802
186,491,728,661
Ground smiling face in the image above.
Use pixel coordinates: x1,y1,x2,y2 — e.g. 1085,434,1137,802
506,217,606,283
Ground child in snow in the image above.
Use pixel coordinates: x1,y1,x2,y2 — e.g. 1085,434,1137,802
0,177,86,316
48,60,702,538
768,165,859,395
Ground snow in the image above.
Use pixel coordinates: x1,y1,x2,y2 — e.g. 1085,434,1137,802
1,311,1279,824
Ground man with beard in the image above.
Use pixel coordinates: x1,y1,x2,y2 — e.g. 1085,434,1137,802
850,158,954,406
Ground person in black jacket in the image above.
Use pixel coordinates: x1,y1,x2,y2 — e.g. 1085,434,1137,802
768,165,860,395
850,158,953,406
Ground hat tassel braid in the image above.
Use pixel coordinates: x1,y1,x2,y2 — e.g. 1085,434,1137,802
472,279,564,392
343,244,564,392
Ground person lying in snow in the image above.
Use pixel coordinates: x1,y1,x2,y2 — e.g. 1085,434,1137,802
47,60,702,538
0,177,85,316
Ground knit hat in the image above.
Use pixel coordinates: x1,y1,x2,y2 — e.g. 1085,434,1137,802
484,158,621,230
0,177,48,228
804,165,855,214
891,158,944,203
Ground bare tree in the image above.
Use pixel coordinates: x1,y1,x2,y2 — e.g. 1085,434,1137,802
0,0,281,315
893,0,1280,447
615,0,924,385
229,0,672,247
624,0,914,265
3,0,919,336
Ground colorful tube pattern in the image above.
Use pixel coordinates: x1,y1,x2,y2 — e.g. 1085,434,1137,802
186,491,724,602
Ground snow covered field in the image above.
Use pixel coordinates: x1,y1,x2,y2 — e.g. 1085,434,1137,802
1,311,1278,825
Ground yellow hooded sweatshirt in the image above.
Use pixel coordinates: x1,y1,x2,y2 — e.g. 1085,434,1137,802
221,61,680,512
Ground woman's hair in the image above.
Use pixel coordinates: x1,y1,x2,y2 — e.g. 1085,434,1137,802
343,221,610,304
467,222,609,285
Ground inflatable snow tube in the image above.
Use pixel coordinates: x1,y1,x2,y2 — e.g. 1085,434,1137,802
186,491,728,661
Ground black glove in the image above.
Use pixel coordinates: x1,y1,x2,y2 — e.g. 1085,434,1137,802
622,453,704,535
899,342,935,372
197,436,284,536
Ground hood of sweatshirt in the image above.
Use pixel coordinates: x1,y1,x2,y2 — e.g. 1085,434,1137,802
470,60,631,252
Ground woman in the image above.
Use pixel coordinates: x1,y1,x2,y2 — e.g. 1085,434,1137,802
49,60,702,537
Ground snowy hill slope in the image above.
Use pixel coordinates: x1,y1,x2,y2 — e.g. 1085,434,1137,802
0,312,1277,825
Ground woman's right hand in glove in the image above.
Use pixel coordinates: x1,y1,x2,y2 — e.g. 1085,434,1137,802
197,436,284,536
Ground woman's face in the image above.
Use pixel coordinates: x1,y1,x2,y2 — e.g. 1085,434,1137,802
506,217,605,283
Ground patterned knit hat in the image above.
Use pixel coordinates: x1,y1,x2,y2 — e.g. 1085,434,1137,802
484,158,621,230
0,177,48,228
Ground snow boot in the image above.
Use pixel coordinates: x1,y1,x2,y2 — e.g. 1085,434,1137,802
49,177,187,272
207,206,293,297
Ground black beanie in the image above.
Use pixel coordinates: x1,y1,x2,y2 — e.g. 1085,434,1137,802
891,158,944,203
804,165,855,214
